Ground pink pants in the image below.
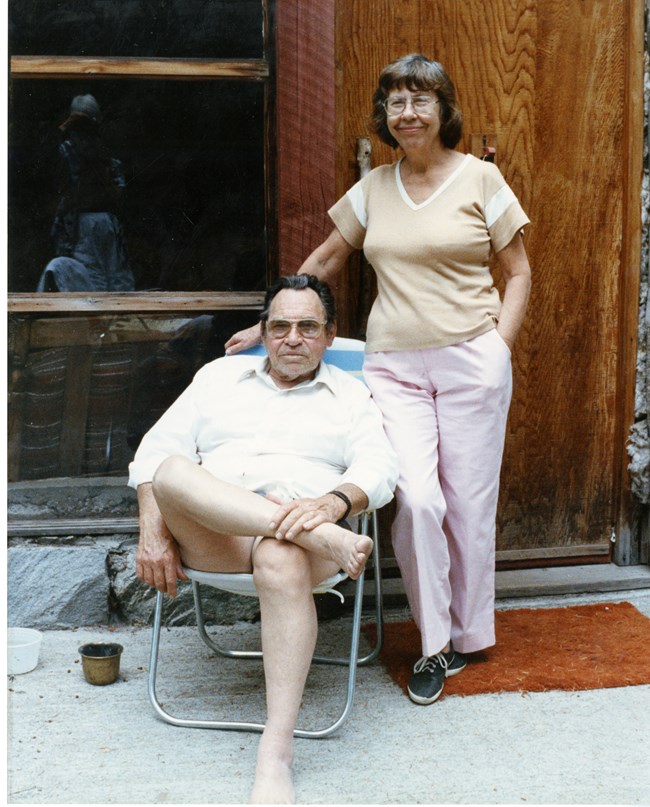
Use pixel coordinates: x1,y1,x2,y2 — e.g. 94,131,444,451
363,329,512,656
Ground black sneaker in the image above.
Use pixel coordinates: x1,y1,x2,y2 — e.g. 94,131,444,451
407,646,467,704
446,647,467,677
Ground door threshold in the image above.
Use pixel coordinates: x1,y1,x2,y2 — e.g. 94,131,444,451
350,563,650,605
494,562,650,598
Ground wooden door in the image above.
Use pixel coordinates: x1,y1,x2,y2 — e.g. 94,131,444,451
332,0,643,565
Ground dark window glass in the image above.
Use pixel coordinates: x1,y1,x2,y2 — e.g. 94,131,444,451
8,310,261,482
9,0,264,59
9,79,267,293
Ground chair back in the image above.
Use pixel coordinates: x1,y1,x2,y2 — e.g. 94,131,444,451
240,336,366,380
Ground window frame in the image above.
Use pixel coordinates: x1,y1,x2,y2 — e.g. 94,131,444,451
8,0,276,311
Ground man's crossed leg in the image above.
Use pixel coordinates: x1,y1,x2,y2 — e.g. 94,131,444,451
137,455,374,803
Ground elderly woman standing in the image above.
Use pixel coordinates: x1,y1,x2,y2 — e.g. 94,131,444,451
226,53,532,705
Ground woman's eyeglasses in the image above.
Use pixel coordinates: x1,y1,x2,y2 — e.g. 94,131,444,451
383,95,439,116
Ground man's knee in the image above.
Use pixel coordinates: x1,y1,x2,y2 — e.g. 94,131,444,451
152,455,191,502
253,540,311,595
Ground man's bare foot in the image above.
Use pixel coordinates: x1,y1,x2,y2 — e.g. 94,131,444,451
249,732,295,805
319,523,373,579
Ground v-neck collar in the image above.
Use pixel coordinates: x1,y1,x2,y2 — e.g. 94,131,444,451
395,153,472,210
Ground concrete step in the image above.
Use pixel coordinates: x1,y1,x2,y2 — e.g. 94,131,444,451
495,562,650,598
340,563,650,604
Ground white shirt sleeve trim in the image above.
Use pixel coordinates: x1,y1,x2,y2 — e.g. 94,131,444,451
485,184,517,229
345,183,367,228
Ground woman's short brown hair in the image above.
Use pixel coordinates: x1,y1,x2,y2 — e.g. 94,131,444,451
371,53,463,149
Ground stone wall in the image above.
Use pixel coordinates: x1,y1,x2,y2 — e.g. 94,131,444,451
627,13,650,517
7,537,264,629
7,478,261,629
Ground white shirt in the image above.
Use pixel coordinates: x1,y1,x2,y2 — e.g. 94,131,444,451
128,354,397,510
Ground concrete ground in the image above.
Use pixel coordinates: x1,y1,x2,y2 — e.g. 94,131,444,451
6,586,650,806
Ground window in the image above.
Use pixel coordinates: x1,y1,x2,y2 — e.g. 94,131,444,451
8,0,274,295
9,78,268,293
8,0,273,503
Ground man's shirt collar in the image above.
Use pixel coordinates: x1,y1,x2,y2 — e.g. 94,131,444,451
236,355,338,394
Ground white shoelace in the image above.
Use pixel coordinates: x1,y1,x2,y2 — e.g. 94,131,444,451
413,651,449,675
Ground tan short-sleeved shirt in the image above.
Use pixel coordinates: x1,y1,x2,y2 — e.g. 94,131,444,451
328,153,530,352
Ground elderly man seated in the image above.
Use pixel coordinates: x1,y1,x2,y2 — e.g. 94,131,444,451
129,274,397,804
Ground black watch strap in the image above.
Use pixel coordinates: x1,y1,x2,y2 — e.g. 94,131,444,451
328,489,352,520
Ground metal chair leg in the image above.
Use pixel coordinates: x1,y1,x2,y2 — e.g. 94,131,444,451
357,510,384,665
147,568,367,738
148,589,266,733
147,507,383,737
192,509,383,666
193,581,262,659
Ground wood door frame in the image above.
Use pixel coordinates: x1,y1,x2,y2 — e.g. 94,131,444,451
274,0,345,323
613,0,646,563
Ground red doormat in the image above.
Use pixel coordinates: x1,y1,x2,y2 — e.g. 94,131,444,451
363,602,650,697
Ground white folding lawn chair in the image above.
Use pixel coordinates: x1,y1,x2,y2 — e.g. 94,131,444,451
147,338,385,738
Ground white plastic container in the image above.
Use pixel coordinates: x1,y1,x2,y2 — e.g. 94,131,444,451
7,628,43,674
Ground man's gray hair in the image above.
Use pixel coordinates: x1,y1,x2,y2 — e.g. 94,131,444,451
259,275,337,326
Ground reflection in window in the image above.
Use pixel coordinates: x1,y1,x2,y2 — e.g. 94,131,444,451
9,80,267,292
8,0,274,494
8,311,260,481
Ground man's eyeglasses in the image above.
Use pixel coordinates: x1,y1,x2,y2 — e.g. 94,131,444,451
383,95,439,116
266,319,328,339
